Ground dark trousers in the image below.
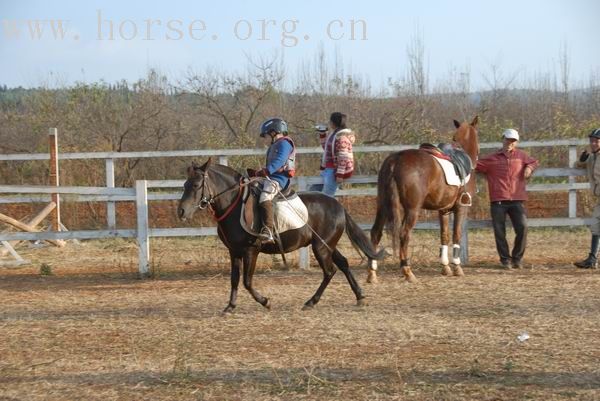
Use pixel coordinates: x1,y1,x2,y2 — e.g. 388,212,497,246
490,201,528,264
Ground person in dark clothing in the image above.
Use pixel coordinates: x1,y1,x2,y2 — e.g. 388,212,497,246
573,128,600,269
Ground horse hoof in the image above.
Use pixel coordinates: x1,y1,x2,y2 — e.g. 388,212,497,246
441,265,452,276
405,274,418,283
356,298,368,307
366,270,379,284
221,305,235,315
263,299,271,310
453,265,465,277
302,303,314,311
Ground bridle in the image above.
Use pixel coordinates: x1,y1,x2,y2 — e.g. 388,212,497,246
193,167,248,222
195,169,213,210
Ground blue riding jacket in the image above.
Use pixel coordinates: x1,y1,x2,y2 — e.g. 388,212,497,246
265,137,294,189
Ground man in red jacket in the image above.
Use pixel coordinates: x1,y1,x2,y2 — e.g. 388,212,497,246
476,129,539,268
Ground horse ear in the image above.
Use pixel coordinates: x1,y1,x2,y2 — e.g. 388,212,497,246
187,165,197,178
196,157,212,171
470,115,479,127
453,120,461,129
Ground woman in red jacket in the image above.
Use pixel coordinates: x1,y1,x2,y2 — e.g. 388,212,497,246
314,112,355,196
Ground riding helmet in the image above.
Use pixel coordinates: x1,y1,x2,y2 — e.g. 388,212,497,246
260,118,288,137
589,128,600,139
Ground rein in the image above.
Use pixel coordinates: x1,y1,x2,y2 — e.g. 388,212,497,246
209,181,243,222
195,170,259,222
192,167,334,256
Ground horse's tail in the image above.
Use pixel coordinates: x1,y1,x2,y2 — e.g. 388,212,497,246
377,156,403,257
344,210,385,260
389,177,403,258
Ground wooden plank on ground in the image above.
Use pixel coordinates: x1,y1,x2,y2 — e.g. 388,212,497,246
0,202,56,256
0,212,65,247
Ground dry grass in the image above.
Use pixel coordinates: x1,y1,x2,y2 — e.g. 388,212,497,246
1,228,599,400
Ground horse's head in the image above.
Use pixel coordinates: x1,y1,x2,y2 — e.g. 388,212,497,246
452,115,480,162
177,158,242,221
177,158,213,221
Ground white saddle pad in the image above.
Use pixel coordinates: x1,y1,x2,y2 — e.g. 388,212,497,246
273,195,308,233
432,157,471,186
240,193,308,236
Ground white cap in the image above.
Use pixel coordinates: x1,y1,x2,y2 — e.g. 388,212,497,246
502,129,519,141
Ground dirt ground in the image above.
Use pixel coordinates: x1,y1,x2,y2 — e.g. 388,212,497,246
1,228,599,401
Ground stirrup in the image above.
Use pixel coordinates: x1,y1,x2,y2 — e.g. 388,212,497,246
258,227,274,243
458,192,472,207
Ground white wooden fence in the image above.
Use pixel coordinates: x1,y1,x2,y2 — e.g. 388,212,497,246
0,138,591,274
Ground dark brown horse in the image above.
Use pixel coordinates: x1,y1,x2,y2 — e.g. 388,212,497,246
367,116,480,283
177,159,383,313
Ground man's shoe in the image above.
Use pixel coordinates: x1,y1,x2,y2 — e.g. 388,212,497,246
574,254,598,269
258,227,275,244
512,260,523,269
501,260,512,269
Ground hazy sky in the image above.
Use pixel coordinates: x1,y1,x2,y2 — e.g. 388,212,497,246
1,0,599,90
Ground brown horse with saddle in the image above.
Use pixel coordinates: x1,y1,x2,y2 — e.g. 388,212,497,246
367,116,480,283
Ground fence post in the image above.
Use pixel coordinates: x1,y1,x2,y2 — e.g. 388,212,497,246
105,158,116,230
136,180,150,277
568,145,577,219
48,128,61,231
297,176,310,269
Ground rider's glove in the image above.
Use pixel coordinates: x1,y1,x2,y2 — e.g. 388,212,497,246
580,150,590,163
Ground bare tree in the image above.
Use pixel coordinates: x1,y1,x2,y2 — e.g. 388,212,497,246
406,25,428,97
481,57,521,117
182,53,284,144
558,40,570,103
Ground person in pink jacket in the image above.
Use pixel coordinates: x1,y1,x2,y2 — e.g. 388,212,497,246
312,112,356,196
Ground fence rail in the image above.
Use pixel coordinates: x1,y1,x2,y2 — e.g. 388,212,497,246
0,139,587,162
0,139,592,273
0,170,590,203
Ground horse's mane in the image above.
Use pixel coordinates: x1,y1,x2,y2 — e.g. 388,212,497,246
189,161,242,183
209,163,242,178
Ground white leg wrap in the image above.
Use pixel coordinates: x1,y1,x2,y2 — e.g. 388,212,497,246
452,244,461,265
369,259,378,271
440,245,449,265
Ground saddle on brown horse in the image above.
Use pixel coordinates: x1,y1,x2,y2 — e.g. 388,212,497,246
241,178,297,235
419,143,473,183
